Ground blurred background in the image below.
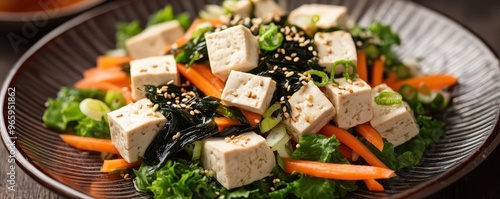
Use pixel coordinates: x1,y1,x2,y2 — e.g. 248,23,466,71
0,0,499,198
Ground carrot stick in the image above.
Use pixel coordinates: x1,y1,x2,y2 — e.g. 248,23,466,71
338,143,353,161
214,117,241,131
383,72,398,85
164,18,227,53
371,59,384,87
387,74,458,91
177,63,262,126
363,179,385,191
354,123,384,151
357,50,368,82
319,124,388,169
283,158,395,180
100,159,141,173
191,63,225,93
177,63,222,98
59,134,119,154
97,56,131,69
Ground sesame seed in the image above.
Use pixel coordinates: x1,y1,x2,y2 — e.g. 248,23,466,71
295,104,301,110
349,89,354,93
273,65,278,70
247,91,253,98
194,110,201,114
285,56,292,61
291,26,297,33
312,51,317,56
124,173,130,179
171,93,176,98
270,187,275,191
140,68,147,72
291,53,297,57
251,93,257,99
254,119,260,124
182,98,188,102
298,37,305,43
167,80,174,85
282,67,288,71
274,53,279,58
306,94,313,102
327,47,333,54
286,35,293,41
146,112,153,116
282,106,287,112
190,110,195,115
231,92,238,97
284,112,290,119
296,144,300,148
116,114,123,118
293,57,300,62
225,137,231,143
286,71,294,77
259,79,264,86
307,102,313,107
308,46,313,51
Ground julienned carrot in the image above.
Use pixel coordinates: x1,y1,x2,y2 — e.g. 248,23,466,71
100,159,141,173
371,59,384,87
97,56,131,69
363,179,384,191
191,63,225,92
319,124,389,169
177,63,222,98
283,158,395,180
383,72,398,85
59,134,119,154
354,123,384,151
214,117,241,131
177,63,262,126
387,74,458,91
338,143,353,162
79,66,131,88
357,50,368,82
164,18,227,53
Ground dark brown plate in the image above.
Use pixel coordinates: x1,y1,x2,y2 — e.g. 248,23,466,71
1,0,499,198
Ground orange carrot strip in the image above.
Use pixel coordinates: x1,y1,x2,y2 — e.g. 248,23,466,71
354,123,384,151
283,158,395,180
357,50,368,82
319,124,389,169
191,63,225,93
363,179,385,191
177,63,262,126
214,117,241,131
177,63,222,98
100,159,141,173
164,18,227,53
371,59,384,87
338,143,353,162
383,72,398,85
97,56,131,69
387,74,458,91
59,134,119,154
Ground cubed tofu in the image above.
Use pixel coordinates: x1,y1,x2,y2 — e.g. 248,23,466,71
201,132,275,190
284,81,336,141
323,77,373,129
205,25,260,82
288,4,348,32
370,84,420,146
126,20,184,59
108,99,166,163
253,0,284,22
314,31,357,75
130,55,179,101
221,71,276,115
232,0,252,18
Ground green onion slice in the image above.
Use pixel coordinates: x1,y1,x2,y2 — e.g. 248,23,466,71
330,60,357,84
399,84,418,102
259,115,282,133
263,103,281,119
258,22,283,51
266,124,290,151
307,69,329,87
79,98,111,121
374,91,403,105
104,90,126,111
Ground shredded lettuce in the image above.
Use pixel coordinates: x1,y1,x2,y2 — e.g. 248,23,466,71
292,134,349,164
147,5,190,30
43,87,105,132
115,21,143,49
74,116,110,139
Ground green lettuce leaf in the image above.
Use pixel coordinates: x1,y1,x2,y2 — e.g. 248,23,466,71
291,175,357,199
291,134,349,164
74,116,110,139
147,5,190,29
115,21,143,49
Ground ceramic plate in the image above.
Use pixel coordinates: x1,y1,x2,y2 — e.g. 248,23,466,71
1,0,499,198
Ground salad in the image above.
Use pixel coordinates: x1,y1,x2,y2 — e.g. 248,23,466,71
42,1,458,198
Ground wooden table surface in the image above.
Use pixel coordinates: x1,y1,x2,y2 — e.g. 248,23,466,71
1,0,499,198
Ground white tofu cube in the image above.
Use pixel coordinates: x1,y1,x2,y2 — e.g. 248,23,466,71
284,81,336,141
126,20,184,59
130,55,179,101
288,4,348,32
221,71,276,115
323,77,373,129
370,84,420,146
205,25,260,82
253,0,284,21
201,132,276,190
314,31,357,75
108,99,166,163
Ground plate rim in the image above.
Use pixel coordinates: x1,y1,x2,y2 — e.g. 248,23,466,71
1,0,499,198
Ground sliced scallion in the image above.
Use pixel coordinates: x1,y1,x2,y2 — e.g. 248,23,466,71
263,103,281,119
258,22,283,51
79,98,110,121
307,69,329,87
330,60,357,84
374,91,403,105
